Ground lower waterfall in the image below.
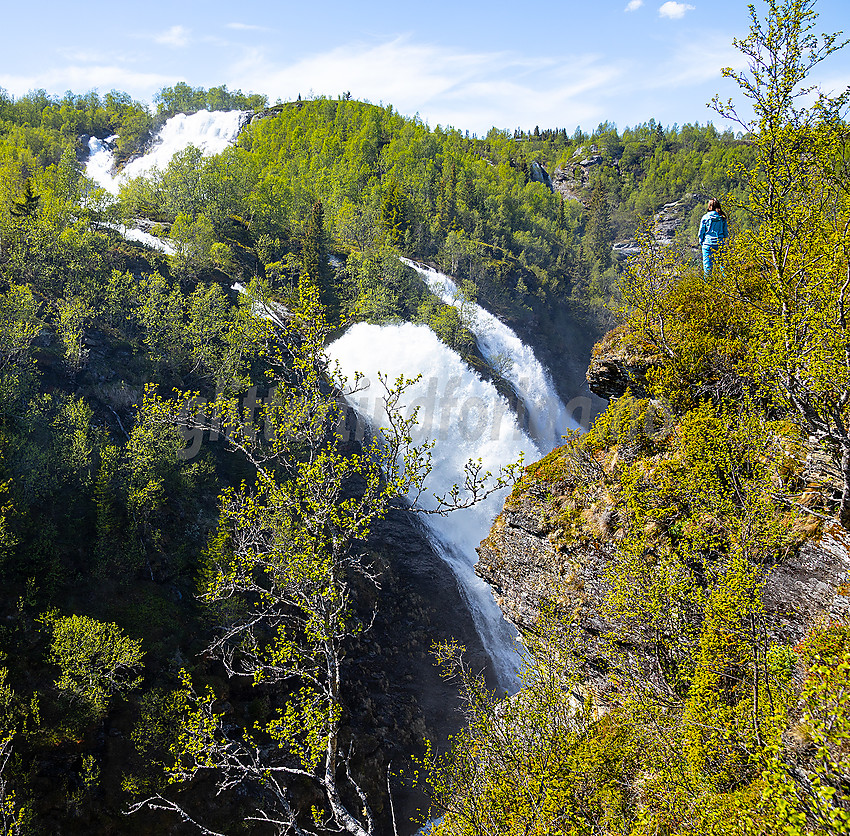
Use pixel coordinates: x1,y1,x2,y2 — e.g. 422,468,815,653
328,321,545,692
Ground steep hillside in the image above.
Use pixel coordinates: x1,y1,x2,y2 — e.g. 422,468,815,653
420,1,850,828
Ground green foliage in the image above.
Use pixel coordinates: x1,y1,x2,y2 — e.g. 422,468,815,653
0,88,153,170
154,82,267,116
796,622,850,665
792,653,850,831
424,304,475,353
54,296,93,373
132,271,271,389
43,613,144,716
0,732,23,836
586,178,613,269
431,5,850,834
123,687,184,796
424,629,642,836
380,178,409,246
0,284,40,415
585,392,672,456
344,247,425,323
169,211,215,274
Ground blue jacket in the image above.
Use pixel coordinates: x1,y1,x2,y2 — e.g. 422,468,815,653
699,210,728,247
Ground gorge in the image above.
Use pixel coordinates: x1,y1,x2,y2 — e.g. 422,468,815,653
84,110,591,695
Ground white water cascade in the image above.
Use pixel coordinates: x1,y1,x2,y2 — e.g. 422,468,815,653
85,110,247,254
328,264,583,691
401,259,580,449
116,224,178,255
85,109,247,196
85,134,121,193
329,322,544,691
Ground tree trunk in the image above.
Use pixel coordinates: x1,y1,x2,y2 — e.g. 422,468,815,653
840,445,850,531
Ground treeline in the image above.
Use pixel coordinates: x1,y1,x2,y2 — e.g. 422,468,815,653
0,88,154,165
154,82,268,116
114,93,754,333
0,78,751,337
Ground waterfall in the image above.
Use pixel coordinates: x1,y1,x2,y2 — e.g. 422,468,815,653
328,322,541,692
401,259,580,450
104,223,177,255
85,110,575,691
329,263,580,691
84,109,247,195
86,135,121,193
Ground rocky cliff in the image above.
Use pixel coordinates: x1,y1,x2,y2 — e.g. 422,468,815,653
478,464,850,697
584,326,655,401
477,338,850,702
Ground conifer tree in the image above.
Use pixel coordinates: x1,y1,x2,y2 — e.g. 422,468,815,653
586,178,613,269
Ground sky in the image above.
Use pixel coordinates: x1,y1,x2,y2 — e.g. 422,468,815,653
2,0,849,136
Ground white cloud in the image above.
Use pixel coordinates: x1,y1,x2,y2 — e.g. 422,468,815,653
155,25,190,47
0,65,170,98
57,49,112,63
625,0,644,11
227,38,624,133
0,27,762,135
647,32,743,88
226,22,268,31
659,2,694,19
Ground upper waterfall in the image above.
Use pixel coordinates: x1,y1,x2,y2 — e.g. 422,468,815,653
85,109,247,195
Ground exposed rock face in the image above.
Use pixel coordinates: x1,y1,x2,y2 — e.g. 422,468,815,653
481,321,850,701
477,493,610,635
585,355,648,401
477,482,660,702
584,326,656,400
552,172,588,205
550,167,585,205
586,325,749,406
612,193,705,260
551,145,605,206
477,476,850,703
653,193,704,244
530,160,553,191
762,525,850,646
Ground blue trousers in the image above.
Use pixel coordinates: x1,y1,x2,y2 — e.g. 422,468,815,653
702,245,718,275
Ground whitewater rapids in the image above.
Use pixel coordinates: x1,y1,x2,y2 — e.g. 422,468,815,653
402,259,581,449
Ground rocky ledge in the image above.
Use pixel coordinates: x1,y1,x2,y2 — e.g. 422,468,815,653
584,326,658,400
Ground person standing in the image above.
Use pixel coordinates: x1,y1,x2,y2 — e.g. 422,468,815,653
698,198,728,275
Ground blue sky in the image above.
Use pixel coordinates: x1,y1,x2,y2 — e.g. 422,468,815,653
2,0,849,135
